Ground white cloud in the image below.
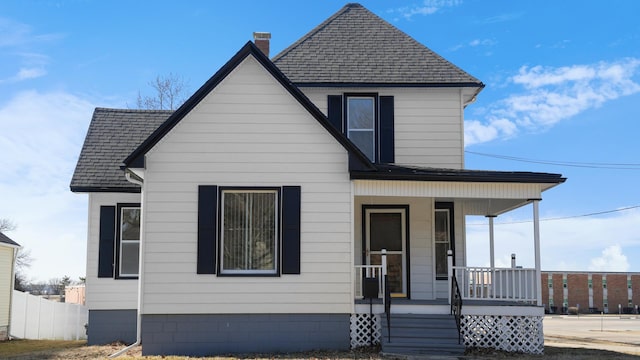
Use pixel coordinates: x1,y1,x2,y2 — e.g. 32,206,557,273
465,58,640,146
464,117,517,145
391,0,461,20
0,67,47,83
0,90,95,282
0,17,63,48
469,39,495,47
0,17,59,84
588,245,630,272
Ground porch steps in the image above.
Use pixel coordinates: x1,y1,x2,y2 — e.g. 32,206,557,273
381,314,465,356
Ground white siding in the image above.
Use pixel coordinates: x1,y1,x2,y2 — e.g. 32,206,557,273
0,246,13,327
300,87,465,169
86,193,140,310
141,56,353,315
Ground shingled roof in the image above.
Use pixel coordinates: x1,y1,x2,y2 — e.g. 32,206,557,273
273,3,483,86
70,108,172,192
0,232,20,247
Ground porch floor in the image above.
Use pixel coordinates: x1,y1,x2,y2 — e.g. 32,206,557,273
355,298,538,307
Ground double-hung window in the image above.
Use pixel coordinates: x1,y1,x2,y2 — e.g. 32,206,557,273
220,189,278,275
435,203,454,280
97,203,141,279
197,185,300,276
327,93,394,164
346,96,376,162
117,205,140,278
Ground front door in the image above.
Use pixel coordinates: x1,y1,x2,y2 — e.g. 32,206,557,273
364,207,408,297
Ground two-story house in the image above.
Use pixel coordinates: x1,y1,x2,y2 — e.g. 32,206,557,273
71,3,565,356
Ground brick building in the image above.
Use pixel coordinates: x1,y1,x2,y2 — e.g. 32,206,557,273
542,271,640,314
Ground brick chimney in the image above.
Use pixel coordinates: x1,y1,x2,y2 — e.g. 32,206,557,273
253,32,271,57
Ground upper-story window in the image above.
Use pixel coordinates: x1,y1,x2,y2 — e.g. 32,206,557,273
346,96,376,161
327,94,394,164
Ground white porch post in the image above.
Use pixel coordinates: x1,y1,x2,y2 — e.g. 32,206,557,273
532,199,542,306
381,249,387,304
447,249,453,305
487,215,496,269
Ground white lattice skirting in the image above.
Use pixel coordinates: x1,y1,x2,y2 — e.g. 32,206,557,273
461,315,544,354
349,314,381,348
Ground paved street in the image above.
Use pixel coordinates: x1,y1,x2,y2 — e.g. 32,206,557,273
544,315,640,355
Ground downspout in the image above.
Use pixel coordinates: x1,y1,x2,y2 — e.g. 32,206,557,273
7,245,19,340
110,170,145,358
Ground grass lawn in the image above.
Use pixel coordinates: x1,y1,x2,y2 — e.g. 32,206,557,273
1,340,639,359
0,340,86,358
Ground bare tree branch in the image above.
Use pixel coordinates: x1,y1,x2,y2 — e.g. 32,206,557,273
0,218,17,232
136,73,189,110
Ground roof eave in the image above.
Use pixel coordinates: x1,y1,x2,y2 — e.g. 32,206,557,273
294,82,485,88
70,185,141,193
350,171,567,185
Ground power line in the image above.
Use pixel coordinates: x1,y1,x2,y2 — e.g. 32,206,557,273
467,205,640,226
465,150,640,170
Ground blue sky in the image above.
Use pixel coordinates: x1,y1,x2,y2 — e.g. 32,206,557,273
1,0,639,282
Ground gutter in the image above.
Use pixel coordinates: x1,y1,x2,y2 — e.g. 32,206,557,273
110,170,145,358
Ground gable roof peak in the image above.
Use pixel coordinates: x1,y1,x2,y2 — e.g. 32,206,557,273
122,40,373,171
273,3,483,87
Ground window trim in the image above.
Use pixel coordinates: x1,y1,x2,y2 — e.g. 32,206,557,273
344,93,379,162
115,203,141,280
435,202,455,280
217,187,281,277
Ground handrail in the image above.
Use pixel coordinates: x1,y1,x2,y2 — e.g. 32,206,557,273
384,273,391,342
450,274,463,344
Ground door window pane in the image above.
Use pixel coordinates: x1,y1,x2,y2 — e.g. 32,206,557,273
370,213,402,251
370,254,403,293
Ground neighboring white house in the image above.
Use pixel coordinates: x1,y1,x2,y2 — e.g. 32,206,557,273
0,232,20,341
70,3,565,356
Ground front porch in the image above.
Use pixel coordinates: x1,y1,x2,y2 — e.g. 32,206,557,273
351,261,544,354
348,177,562,354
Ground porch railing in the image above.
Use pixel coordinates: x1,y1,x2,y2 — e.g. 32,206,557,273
354,265,385,299
452,266,537,303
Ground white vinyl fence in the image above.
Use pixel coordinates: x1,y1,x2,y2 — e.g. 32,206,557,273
10,290,88,340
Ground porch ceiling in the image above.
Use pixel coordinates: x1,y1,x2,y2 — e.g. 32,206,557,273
353,179,552,216
460,198,531,216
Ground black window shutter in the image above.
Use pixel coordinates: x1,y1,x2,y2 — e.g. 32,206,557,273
327,95,343,132
379,96,395,163
282,186,301,274
197,185,218,274
98,206,116,278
